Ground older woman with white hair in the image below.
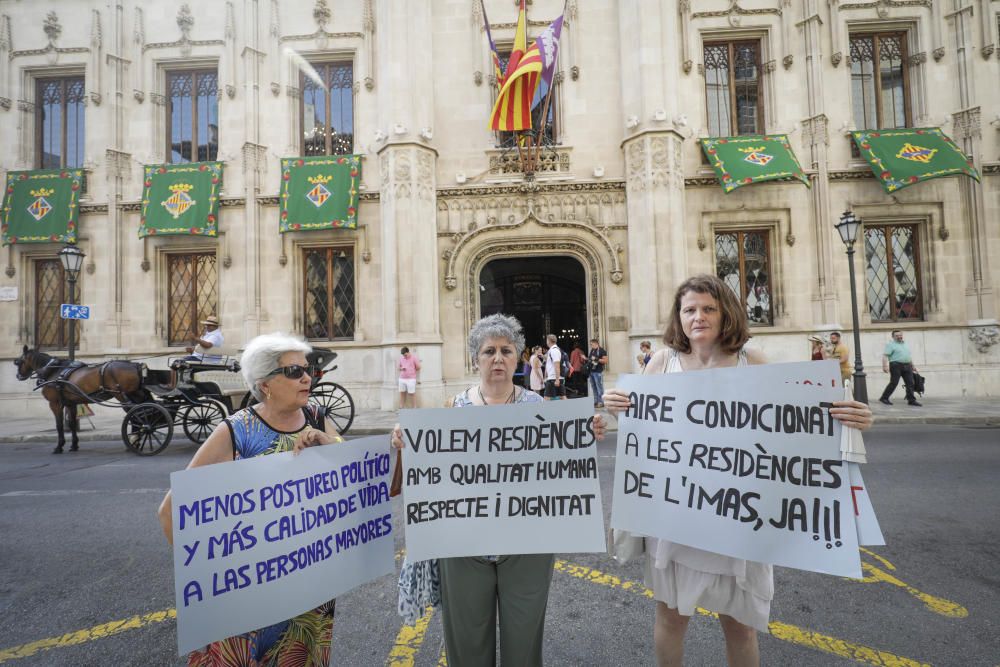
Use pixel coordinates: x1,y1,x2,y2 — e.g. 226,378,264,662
393,313,606,666
157,332,342,666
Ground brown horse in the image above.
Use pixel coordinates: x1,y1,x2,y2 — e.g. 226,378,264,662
13,346,148,454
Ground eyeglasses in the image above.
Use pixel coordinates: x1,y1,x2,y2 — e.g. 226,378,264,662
266,364,315,380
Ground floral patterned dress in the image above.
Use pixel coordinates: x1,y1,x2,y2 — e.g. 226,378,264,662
187,406,337,667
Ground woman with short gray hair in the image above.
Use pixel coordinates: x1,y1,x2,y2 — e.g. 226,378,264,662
158,332,344,664
393,313,606,666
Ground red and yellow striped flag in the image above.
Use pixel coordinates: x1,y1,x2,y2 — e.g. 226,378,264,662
488,44,541,131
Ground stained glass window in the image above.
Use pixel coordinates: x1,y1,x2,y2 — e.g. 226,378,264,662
302,62,354,156
864,224,922,322
850,33,910,140
167,70,219,163
36,77,86,169
304,247,356,340
168,253,218,345
715,229,773,325
704,40,762,136
34,259,69,349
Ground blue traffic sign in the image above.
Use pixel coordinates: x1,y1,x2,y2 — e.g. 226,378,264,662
60,304,91,320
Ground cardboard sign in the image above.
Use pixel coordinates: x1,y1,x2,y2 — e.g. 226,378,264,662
611,361,863,578
170,437,394,655
399,398,606,561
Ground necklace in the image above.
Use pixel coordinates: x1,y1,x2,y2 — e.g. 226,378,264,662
478,385,516,405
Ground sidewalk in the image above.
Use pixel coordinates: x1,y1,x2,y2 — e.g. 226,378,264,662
0,395,995,445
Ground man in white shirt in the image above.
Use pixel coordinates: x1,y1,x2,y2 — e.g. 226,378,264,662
543,333,565,400
185,315,224,363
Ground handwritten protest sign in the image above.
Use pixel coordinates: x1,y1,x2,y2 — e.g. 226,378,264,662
170,437,394,655
612,361,863,578
400,398,606,561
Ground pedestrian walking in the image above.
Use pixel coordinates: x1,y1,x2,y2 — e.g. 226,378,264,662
588,338,608,408
398,346,422,409
879,330,921,406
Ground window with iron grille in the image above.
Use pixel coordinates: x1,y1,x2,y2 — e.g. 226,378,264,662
495,49,558,148
863,224,922,322
167,253,218,345
36,77,86,169
34,258,69,349
303,247,356,340
301,62,354,156
167,70,219,164
703,40,763,136
715,229,773,326
850,33,910,132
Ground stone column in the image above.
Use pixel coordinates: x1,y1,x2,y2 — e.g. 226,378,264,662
801,1,839,327
375,0,442,408
104,2,130,352
618,1,689,340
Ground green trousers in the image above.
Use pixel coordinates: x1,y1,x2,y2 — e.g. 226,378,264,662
438,554,555,667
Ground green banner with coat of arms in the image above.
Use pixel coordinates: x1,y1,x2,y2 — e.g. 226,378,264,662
699,135,810,194
850,127,980,194
1,169,81,245
279,155,361,232
139,162,223,238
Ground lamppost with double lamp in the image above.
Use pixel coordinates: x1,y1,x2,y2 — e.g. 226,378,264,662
58,244,86,362
834,210,868,404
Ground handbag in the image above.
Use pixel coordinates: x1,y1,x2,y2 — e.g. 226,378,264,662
609,528,645,564
912,372,926,395
389,450,404,497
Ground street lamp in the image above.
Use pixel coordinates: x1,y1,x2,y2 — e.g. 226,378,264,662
58,244,85,362
834,211,868,404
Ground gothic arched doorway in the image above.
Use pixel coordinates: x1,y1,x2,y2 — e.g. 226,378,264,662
479,256,588,352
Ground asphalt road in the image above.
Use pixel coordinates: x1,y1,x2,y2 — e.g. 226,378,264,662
0,425,998,666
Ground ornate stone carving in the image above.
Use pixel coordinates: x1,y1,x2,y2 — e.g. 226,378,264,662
416,151,434,201
364,77,374,91
692,2,781,25
783,55,793,69
831,51,843,67
270,82,280,96
286,85,300,99
764,60,777,74
487,149,571,176
908,51,927,66
802,114,829,147
0,98,10,111
225,84,236,99
570,65,579,80
682,60,693,74
626,140,646,192
43,11,62,43
149,92,166,106
649,137,670,189
952,107,981,140
91,9,102,49
983,45,995,60
474,70,483,86
105,149,132,180
17,100,36,113
5,265,14,278
313,0,332,30
938,226,949,241
141,258,150,272
177,5,194,39
968,325,1000,353
933,46,944,61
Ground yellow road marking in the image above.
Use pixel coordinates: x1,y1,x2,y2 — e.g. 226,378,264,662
554,559,931,667
385,606,435,666
0,609,176,664
853,549,968,618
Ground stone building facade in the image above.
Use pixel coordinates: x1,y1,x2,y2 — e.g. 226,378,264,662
1,0,998,418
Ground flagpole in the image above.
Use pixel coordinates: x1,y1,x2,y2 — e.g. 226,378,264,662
531,0,566,175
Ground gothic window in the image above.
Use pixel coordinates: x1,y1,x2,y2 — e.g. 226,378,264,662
850,32,910,130
864,224,922,322
495,49,558,148
715,229,773,326
704,40,763,136
34,259,69,349
167,70,219,163
303,247,356,340
301,62,354,156
36,77,86,169
167,253,218,345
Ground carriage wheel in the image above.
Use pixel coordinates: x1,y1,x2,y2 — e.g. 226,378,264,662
122,403,174,456
181,398,228,445
309,382,355,435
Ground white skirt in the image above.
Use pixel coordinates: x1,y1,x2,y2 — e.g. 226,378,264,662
644,540,773,633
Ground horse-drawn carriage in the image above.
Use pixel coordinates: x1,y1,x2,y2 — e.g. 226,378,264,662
14,346,355,455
